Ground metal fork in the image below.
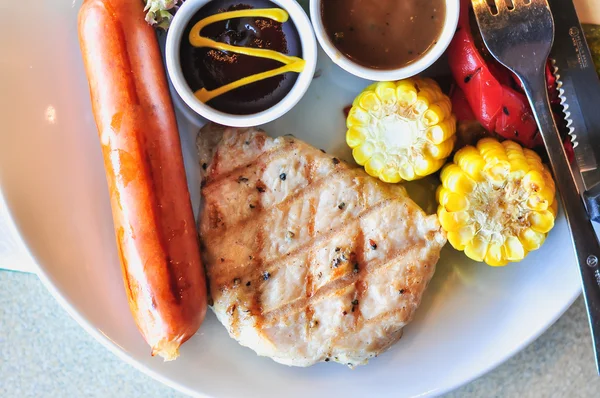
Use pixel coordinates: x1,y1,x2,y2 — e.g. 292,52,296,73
472,0,600,373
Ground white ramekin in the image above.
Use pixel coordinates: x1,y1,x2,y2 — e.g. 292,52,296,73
166,0,317,127
309,0,460,81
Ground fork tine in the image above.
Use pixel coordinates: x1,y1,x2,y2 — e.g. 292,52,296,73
494,0,509,13
472,0,496,23
510,0,528,7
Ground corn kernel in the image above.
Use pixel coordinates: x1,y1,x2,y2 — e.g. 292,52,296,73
352,143,374,165
364,154,385,177
484,161,510,185
441,164,476,193
428,137,455,160
374,82,397,105
526,194,549,211
522,170,546,193
436,185,445,203
465,234,490,262
426,119,456,144
380,167,401,183
398,163,416,181
440,189,469,212
455,146,486,181
529,210,554,233
396,81,418,107
448,224,477,251
438,208,470,231
359,91,382,114
423,104,445,126
519,228,546,251
485,242,508,266
523,148,542,163
414,156,444,177
413,96,431,116
503,236,526,261
347,106,370,127
346,127,367,148
437,97,453,118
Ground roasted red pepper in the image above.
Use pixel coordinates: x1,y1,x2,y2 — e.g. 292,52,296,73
448,0,542,148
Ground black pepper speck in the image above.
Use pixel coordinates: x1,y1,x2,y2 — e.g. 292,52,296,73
332,257,341,268
279,173,286,181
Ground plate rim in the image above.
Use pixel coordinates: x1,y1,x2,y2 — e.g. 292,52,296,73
0,176,583,398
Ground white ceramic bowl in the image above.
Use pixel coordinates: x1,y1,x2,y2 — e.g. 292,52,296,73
166,0,317,127
309,0,460,81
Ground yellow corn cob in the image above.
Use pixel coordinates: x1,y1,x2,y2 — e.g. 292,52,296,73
346,78,456,183
437,138,557,266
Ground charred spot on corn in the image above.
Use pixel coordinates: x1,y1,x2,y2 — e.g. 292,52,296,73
338,202,346,210
369,239,377,250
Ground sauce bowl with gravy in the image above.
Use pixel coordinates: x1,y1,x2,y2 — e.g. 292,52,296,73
310,0,459,81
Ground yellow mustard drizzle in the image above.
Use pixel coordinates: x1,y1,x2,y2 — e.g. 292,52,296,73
188,8,306,103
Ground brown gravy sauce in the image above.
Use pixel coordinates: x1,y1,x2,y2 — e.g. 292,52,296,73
321,0,446,69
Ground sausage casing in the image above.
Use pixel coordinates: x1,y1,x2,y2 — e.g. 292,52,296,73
78,0,207,360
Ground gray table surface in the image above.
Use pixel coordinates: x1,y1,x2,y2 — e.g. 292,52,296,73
1,271,599,398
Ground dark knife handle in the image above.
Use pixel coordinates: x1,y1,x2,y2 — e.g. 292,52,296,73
523,72,600,375
585,186,600,224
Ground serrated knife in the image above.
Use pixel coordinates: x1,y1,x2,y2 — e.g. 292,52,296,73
548,0,600,222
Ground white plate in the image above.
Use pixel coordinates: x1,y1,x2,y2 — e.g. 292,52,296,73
0,1,596,397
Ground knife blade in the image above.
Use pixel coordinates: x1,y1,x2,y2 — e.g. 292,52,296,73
548,0,600,222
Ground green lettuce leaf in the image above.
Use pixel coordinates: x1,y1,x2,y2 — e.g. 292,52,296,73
144,0,183,30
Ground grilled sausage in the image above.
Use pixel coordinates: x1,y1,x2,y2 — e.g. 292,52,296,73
78,0,207,360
